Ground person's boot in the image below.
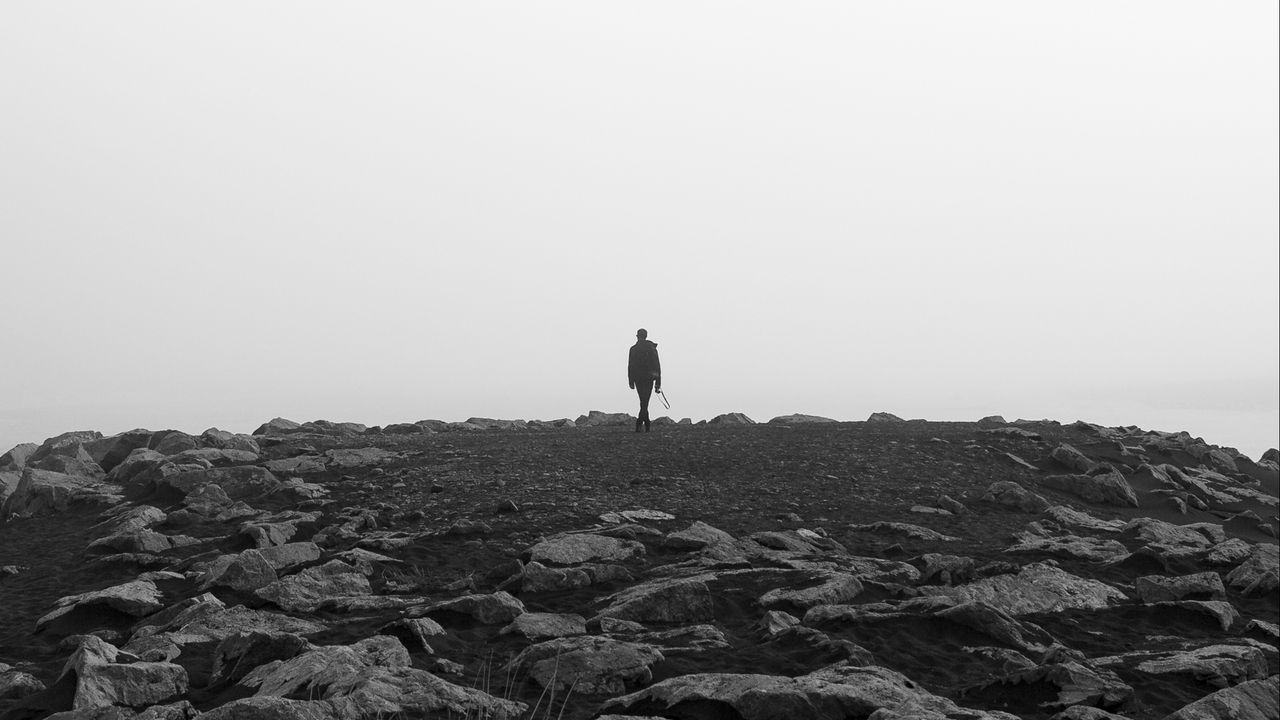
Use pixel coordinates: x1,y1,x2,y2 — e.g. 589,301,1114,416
644,420,651,433
635,419,643,433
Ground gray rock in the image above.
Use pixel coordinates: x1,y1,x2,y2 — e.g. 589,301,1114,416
1155,601,1240,632
198,697,343,720
708,412,755,425
1121,517,1220,549
379,618,445,653
162,466,283,500
1039,468,1139,507
262,456,327,474
665,521,737,550
1006,532,1130,563
602,664,1016,719
759,572,863,609
200,428,261,453
2,468,121,517
1226,543,1280,595
768,414,838,424
593,577,714,624
867,412,905,422
574,411,635,427
56,635,188,710
0,442,40,470
324,447,398,468
86,529,202,556
848,522,960,542
0,669,45,699
1163,677,1280,720
982,481,1051,513
257,542,322,572
37,580,165,630
528,533,644,565
150,431,200,456
1050,443,1099,473
253,418,303,436
172,448,259,467
918,562,1125,615
500,612,587,640
198,550,280,592
256,560,371,612
209,631,310,687
976,660,1133,711
504,635,664,693
1096,644,1268,688
1135,572,1226,603
1045,506,1126,533
412,591,525,625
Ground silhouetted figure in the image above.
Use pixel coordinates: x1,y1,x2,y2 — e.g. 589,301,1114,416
628,328,662,433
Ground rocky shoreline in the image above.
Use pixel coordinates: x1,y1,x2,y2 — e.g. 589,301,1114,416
0,413,1277,719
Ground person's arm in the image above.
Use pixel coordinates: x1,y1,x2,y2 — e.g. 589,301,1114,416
627,348,635,389
653,348,662,391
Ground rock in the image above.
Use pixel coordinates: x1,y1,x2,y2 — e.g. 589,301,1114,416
528,533,644,565
1039,468,1139,507
1003,453,1040,471
759,572,863,609
867,412,905,422
499,612,588,640
198,550,280,592
1006,532,1130,563
768,414,837,424
601,664,1016,719
1095,644,1268,688
324,447,398,468
413,591,525,625
593,577,715,624
1049,708,1132,720
256,560,371,612
934,602,1061,654
0,442,40,470
915,554,977,585
759,610,802,636
518,561,631,593
976,660,1133,711
1163,677,1280,720
2,468,121,517
198,697,343,720
252,418,303,436
262,456,327,474
55,635,189,710
92,505,167,536
209,631,310,686
1050,443,1099,473
1135,572,1227,603
937,495,967,515
239,636,526,719
663,521,737,551
981,427,1043,440
1120,517,1220,548
379,618,445,653
37,580,165,630
1225,543,1280,595
86,529,202,556
708,412,755,425
982,481,1051,513
200,428,261,454
162,466,283,500
1045,506,1125,533
125,604,324,661
0,670,45,699
918,562,1125,615
574,411,634,427
149,431,200,456
257,542,323,571
1155,601,1240,632
505,635,664,694
848,522,960,542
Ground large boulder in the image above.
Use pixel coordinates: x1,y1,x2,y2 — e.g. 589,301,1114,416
574,411,635,427
161,466,283,501
149,430,201,456
1225,543,1280,595
918,562,1125,615
252,418,303,436
982,481,1050,513
255,560,371,612
768,414,838,424
1163,677,1280,720
1039,468,1139,507
708,413,755,425
601,664,1016,719
1135,572,1226,603
528,533,644,566
36,580,165,630
200,428,261,454
2,468,121,517
0,443,39,470
84,430,154,473
593,577,715,624
413,591,525,625
1095,644,1268,688
1050,444,1099,474
504,635,664,694
51,635,188,710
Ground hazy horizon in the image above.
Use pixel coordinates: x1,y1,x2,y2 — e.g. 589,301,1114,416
3,3,1277,459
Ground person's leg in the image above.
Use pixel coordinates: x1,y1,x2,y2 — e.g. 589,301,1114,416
636,380,653,432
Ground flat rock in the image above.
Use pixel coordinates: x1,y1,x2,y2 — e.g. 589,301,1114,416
324,447,398,468
918,562,1125,616
255,560,371,612
982,481,1051,513
593,577,715,624
504,635,664,693
198,550,280,592
1135,571,1226,603
499,612,587,640
1039,469,1139,507
1096,644,1269,688
162,466,283,500
0,670,45,700
1006,532,1130,562
528,533,644,565
759,572,863,609
38,580,165,629
664,521,737,550
56,635,189,710
976,660,1133,711
413,591,525,624
1163,677,1280,720
848,522,960,542
1225,543,1280,595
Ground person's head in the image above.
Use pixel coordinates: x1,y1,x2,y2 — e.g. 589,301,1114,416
636,328,648,340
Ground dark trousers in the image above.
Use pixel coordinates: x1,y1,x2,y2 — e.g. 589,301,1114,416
634,379,654,426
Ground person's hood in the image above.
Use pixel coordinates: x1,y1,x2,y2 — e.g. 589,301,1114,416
635,339,657,348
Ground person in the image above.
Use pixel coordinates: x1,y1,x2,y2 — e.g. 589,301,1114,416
627,328,662,433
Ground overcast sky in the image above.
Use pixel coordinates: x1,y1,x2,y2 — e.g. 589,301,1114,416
2,3,1277,457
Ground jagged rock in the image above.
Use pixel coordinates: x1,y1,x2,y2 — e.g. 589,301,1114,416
708,412,755,425
915,554,977,585
759,572,863,609
324,447,398,468
257,542,322,571
982,481,1051,513
239,636,526,719
262,456,327,474
198,549,280,592
593,577,715,624
1226,543,1280,594
768,414,837,424
1121,517,1220,548
1049,707,1131,720
54,635,188,710
1163,677,1280,720
934,602,1060,654
1155,601,1240,632
759,610,801,636
161,466,283,500
1039,468,1139,507
198,696,343,720
665,521,736,550
505,635,664,693
125,604,324,661
918,562,1124,615
252,418,303,436
150,431,200,456
982,426,1043,440
1006,532,1130,562
413,590,525,624
601,664,1016,719
2,468,121,517
575,411,634,427
379,618,445,653
976,660,1133,711
500,612,587,640
200,428,261,454
0,442,40,470
256,560,371,612
1050,444,1099,474
1046,506,1125,533
0,669,45,699
37,580,165,630
867,412,905,422
92,505,167,536
1135,571,1226,603
29,431,103,464
86,529,202,556
848,522,960,542
1095,644,1268,688
209,631,310,686
528,533,644,565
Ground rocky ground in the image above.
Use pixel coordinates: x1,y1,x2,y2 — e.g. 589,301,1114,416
0,412,1276,720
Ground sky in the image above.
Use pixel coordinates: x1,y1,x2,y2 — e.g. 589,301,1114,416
2,3,1277,458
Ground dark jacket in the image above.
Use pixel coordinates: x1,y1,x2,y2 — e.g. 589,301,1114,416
628,340,661,386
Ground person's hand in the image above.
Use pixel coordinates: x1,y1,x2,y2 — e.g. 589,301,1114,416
629,382,635,389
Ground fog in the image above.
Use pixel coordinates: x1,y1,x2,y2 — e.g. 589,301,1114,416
2,3,1277,457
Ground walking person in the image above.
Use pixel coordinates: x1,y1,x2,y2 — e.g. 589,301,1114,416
628,328,662,433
